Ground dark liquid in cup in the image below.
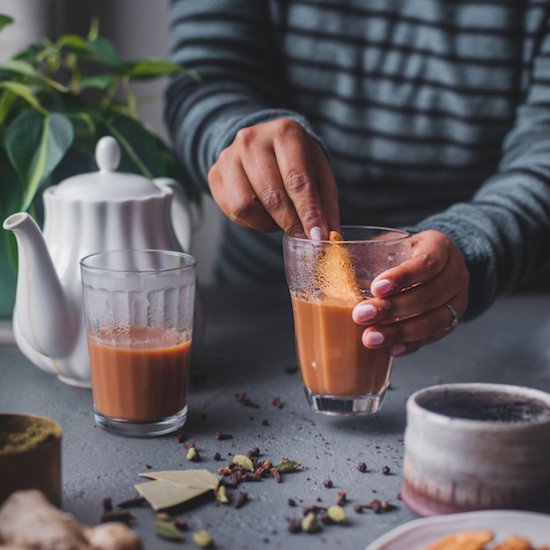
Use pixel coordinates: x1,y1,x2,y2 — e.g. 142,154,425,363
419,390,550,423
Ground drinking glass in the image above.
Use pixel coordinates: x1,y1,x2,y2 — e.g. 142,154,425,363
81,249,196,437
284,226,412,415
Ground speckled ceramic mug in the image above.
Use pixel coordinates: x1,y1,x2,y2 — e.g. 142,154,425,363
402,383,550,516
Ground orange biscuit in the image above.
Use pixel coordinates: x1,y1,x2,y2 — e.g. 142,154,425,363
425,530,494,550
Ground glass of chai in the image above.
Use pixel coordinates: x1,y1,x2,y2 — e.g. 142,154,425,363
81,249,196,437
284,226,412,415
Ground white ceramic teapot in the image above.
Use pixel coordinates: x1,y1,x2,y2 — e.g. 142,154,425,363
3,136,199,387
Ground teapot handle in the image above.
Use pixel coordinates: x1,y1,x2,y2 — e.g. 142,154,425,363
154,178,200,252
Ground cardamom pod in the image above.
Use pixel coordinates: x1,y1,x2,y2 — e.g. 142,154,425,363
232,454,254,471
193,529,214,548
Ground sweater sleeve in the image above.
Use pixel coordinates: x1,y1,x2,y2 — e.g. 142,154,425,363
410,18,550,320
164,0,321,191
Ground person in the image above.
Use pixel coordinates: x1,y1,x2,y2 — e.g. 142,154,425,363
165,1,550,358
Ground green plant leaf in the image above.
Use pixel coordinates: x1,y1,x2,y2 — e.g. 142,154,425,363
13,43,41,62
103,113,162,178
0,14,14,32
74,74,119,91
124,59,182,80
87,16,100,41
0,81,46,115
0,59,68,92
5,111,74,211
55,34,92,52
0,147,22,218
85,37,122,68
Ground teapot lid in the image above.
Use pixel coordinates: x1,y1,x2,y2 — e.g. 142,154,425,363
53,136,163,199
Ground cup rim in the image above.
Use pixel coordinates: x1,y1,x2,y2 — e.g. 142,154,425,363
283,225,410,244
407,383,550,430
80,248,197,274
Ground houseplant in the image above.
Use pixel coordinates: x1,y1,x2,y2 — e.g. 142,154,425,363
0,15,200,316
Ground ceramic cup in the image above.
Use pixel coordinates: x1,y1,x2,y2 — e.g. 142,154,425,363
283,226,412,415
0,414,62,505
402,383,550,516
81,249,196,437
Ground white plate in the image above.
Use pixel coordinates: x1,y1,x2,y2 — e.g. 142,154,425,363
365,510,550,550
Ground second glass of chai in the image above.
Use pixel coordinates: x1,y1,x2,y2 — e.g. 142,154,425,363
284,226,412,415
81,249,196,437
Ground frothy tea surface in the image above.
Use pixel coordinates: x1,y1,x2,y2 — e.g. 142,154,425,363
88,327,191,422
419,390,550,422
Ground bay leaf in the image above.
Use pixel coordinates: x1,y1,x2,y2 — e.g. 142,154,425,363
139,469,220,488
135,469,221,511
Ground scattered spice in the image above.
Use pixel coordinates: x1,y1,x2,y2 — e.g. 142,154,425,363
275,458,301,473
102,497,113,512
175,519,189,531
272,397,283,409
337,492,347,506
354,499,397,514
156,513,184,541
288,498,297,507
323,479,333,489
192,529,214,548
116,496,146,509
302,512,322,534
235,491,249,509
101,510,135,525
187,447,200,462
326,505,347,524
235,392,260,408
303,505,327,516
357,462,367,473
213,452,222,461
177,429,187,443
232,454,254,472
216,485,230,504
145,464,153,469
382,466,391,475
215,432,232,441
261,419,270,426
248,447,261,458
184,441,196,449
270,467,282,483
287,517,302,534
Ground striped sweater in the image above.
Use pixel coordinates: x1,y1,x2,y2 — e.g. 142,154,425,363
165,0,550,319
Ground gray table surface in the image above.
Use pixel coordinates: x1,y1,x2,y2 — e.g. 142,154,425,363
2,288,550,550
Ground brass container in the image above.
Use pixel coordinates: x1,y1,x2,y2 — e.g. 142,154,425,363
0,414,62,505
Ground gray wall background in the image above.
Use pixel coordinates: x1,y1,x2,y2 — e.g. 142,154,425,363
0,0,223,285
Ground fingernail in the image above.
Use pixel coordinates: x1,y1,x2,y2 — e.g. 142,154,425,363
310,226,323,241
365,330,384,347
371,279,394,296
390,343,407,357
353,303,377,322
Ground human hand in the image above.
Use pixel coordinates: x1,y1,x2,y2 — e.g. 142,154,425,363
208,118,339,238
352,230,469,356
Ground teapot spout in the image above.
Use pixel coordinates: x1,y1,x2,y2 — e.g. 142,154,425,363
3,213,76,358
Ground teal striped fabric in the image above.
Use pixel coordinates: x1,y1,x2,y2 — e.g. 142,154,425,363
165,0,550,319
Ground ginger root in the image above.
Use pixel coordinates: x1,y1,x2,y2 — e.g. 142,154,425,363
0,490,141,550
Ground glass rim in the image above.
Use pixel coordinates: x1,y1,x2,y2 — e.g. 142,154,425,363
80,248,197,274
283,225,411,244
